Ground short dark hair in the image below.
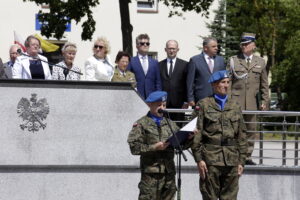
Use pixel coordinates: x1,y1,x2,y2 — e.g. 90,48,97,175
136,34,150,45
25,35,41,48
203,37,217,47
115,51,131,63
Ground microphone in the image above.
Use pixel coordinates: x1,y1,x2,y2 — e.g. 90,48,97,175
158,109,169,114
17,49,26,56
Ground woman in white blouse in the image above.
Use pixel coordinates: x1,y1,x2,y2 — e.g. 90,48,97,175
84,37,114,81
52,42,81,80
12,35,52,80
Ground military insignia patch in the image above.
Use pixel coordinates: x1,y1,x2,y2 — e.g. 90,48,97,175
17,93,49,133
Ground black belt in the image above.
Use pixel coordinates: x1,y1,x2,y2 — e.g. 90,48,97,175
204,138,237,146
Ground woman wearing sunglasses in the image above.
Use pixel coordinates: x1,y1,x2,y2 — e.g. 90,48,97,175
85,37,114,81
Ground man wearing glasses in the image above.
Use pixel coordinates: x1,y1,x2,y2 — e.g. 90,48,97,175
127,34,162,99
228,32,269,165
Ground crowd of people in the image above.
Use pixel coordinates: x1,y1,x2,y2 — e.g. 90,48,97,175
0,32,269,199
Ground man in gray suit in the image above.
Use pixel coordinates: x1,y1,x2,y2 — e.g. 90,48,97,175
3,44,21,79
0,58,6,79
187,37,226,106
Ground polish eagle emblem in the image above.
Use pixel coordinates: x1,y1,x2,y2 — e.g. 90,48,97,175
17,93,49,133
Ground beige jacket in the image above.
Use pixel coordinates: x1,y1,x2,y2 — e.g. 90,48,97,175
228,54,269,110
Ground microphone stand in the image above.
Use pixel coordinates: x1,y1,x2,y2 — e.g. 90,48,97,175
18,51,83,76
163,111,187,200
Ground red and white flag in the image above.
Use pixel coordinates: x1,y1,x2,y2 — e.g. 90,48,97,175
14,31,26,52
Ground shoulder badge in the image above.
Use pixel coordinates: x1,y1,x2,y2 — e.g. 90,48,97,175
17,93,49,133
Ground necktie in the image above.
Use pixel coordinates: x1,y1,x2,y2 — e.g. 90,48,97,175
169,59,173,77
247,58,251,68
141,56,148,75
208,57,214,73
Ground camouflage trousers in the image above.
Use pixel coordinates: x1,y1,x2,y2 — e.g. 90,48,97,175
244,114,257,160
138,173,176,200
200,165,239,200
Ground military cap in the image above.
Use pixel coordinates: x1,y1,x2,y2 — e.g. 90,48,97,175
145,91,167,103
208,70,229,83
240,32,256,44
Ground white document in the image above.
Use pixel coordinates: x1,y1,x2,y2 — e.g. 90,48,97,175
180,117,197,132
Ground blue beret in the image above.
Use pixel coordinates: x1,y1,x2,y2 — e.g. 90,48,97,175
240,32,256,44
208,70,229,83
145,91,167,103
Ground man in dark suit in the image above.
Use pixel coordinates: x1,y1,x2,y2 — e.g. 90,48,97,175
3,44,21,79
187,37,226,107
127,34,162,99
159,40,188,123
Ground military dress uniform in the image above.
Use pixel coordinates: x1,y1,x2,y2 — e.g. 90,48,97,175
111,68,136,87
192,96,248,200
228,53,269,160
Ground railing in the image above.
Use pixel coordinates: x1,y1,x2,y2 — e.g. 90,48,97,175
165,109,300,167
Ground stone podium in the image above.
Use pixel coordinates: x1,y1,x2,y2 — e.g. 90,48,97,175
0,79,149,200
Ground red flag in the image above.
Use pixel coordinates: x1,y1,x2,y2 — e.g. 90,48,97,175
14,31,26,52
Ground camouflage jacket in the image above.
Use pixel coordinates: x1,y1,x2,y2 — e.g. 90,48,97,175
191,96,248,166
127,113,180,174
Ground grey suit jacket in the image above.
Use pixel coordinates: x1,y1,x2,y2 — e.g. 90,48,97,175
0,58,8,79
186,52,226,103
3,61,13,79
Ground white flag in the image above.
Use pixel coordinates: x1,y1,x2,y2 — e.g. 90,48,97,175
14,31,26,52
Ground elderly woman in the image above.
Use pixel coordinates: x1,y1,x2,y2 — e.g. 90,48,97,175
85,37,114,81
12,35,52,80
111,51,136,86
52,42,81,80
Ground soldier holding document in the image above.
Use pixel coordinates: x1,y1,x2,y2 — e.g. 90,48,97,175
127,91,193,200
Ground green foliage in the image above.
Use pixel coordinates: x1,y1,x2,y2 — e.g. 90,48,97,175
23,0,214,41
207,0,300,110
23,0,100,40
162,0,213,17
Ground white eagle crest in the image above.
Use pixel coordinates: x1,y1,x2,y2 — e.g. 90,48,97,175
17,93,49,132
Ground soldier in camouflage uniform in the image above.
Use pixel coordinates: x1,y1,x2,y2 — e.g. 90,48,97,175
227,33,269,165
128,91,193,200
192,70,248,200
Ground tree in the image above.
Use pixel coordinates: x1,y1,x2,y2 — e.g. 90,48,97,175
23,0,214,55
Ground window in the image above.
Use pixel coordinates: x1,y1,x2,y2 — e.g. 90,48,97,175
137,0,158,13
147,51,158,60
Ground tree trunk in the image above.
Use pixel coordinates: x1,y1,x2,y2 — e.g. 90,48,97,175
119,0,133,56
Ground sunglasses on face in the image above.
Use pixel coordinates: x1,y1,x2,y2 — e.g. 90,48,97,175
94,45,104,49
139,42,150,46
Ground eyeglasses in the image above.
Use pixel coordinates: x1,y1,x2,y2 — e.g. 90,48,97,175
94,45,104,49
139,42,150,46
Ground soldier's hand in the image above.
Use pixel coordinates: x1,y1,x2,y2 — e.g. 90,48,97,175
197,161,208,180
153,141,169,150
188,101,195,107
238,164,244,176
260,103,267,111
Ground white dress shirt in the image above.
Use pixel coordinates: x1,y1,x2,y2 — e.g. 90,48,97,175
167,57,177,75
